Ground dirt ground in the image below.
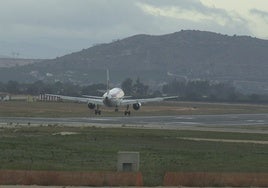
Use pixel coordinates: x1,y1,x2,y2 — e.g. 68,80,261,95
0,186,251,188
0,186,261,188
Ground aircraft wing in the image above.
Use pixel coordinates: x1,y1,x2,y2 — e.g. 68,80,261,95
45,94,104,105
82,95,103,99
121,96,178,105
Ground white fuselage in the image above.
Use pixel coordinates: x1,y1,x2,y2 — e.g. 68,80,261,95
102,88,125,107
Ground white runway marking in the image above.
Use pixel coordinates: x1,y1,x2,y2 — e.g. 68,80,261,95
87,118,113,121
179,137,268,145
175,116,194,120
173,122,202,125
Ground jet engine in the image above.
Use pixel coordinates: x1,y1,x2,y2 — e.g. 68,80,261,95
88,103,96,109
133,102,141,110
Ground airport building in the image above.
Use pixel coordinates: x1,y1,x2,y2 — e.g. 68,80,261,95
39,94,61,101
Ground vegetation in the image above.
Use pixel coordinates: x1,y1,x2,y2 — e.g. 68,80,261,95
1,78,268,103
162,79,268,103
121,78,149,97
0,80,106,97
0,126,268,186
1,30,268,95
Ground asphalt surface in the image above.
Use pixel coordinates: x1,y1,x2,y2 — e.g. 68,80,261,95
1,114,268,133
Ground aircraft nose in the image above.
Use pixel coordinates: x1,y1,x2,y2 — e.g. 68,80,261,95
105,94,112,100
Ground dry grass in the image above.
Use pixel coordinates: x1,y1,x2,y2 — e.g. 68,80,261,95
1,126,268,186
0,170,143,186
164,172,268,187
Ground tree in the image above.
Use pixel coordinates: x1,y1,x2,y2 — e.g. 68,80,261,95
0,82,6,92
162,79,240,102
133,78,149,98
6,80,19,94
81,84,106,96
121,78,133,95
26,80,46,95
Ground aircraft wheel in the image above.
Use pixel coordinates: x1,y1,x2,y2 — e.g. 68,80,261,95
95,110,101,115
124,111,131,116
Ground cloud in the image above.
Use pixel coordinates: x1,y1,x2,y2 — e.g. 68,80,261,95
0,0,147,58
0,0,248,40
248,9,268,38
136,2,229,25
136,0,249,35
250,9,268,22
0,1,133,38
0,0,266,58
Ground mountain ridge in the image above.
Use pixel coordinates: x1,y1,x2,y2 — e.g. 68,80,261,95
1,30,268,94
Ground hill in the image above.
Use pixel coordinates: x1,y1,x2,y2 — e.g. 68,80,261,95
0,58,43,68
1,30,268,94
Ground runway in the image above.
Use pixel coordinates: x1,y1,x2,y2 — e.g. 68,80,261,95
1,114,268,133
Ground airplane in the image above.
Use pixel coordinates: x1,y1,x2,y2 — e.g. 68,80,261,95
46,70,177,115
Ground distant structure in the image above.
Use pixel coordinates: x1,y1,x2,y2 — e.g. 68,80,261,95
117,151,140,172
39,94,60,101
0,93,60,102
11,52,20,58
0,92,10,101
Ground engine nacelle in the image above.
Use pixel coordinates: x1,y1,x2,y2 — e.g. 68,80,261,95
88,103,96,109
133,102,141,110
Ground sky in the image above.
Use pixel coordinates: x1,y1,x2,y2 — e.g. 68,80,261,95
1,0,268,59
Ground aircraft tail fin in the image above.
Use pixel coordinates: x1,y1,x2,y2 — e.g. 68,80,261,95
106,69,110,95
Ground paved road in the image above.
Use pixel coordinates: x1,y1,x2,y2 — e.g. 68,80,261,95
1,114,268,132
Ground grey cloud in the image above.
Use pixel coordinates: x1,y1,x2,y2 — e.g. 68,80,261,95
250,8,268,22
140,0,228,17
0,1,138,31
0,0,258,58
136,0,250,36
250,8,268,16
0,0,149,58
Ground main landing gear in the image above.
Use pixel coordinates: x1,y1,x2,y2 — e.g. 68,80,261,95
124,110,131,116
94,109,101,115
124,105,131,116
113,105,130,116
94,105,101,115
